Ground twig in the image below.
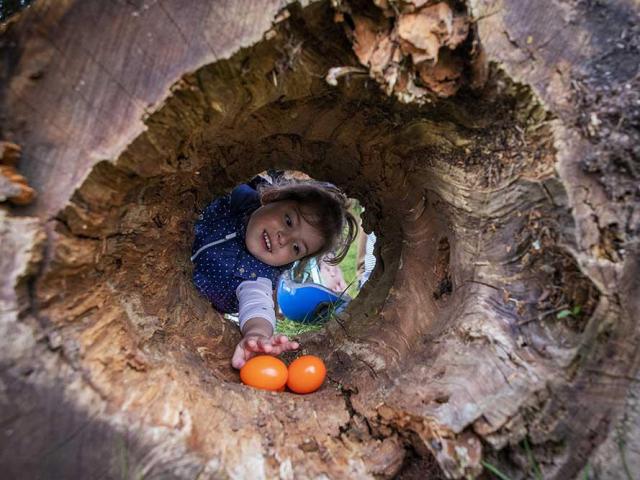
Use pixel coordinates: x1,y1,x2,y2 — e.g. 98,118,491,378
517,305,568,326
325,66,368,86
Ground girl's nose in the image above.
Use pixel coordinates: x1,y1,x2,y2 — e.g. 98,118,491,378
278,230,289,246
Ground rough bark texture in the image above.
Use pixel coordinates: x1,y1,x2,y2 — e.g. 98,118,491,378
1,0,638,478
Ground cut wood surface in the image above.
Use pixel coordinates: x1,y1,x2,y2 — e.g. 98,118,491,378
1,0,638,478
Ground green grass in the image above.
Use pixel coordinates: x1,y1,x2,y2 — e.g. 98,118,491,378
619,437,634,480
481,461,512,480
340,233,360,298
275,316,324,336
480,437,544,480
523,436,543,480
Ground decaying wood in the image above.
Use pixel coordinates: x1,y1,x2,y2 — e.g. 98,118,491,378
1,0,638,478
332,0,477,101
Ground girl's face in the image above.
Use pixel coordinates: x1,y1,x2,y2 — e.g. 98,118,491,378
245,200,325,267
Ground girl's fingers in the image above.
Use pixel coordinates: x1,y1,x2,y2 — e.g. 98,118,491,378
281,342,298,352
232,343,255,369
243,336,298,356
270,341,297,355
246,337,271,352
231,350,244,369
272,342,298,355
257,338,273,352
270,346,283,355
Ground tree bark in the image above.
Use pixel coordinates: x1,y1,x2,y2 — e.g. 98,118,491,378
1,0,638,478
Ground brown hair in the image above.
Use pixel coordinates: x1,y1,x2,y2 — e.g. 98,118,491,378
258,180,358,265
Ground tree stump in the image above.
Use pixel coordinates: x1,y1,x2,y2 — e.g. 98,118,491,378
1,0,638,478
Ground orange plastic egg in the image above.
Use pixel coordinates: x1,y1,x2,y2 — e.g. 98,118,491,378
287,355,326,394
240,355,288,391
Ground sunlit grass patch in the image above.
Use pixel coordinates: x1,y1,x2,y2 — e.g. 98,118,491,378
275,316,324,336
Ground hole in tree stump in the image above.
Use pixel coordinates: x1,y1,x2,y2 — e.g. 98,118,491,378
3,0,636,479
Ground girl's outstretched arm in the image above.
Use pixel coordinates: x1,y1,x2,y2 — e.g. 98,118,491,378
231,317,299,369
232,278,299,369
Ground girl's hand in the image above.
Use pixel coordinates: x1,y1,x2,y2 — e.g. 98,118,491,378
231,334,299,370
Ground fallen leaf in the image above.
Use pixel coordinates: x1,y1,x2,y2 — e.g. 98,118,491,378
352,15,381,66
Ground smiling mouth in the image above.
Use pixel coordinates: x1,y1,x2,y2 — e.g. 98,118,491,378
263,230,272,252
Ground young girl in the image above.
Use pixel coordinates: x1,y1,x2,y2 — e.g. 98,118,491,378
191,178,357,369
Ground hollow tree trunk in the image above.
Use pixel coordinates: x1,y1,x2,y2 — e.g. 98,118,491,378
1,0,638,478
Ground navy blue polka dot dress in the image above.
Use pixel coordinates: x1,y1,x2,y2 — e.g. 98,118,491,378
191,184,289,314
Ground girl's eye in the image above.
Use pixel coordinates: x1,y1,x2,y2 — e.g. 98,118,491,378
293,244,300,255
285,214,293,227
